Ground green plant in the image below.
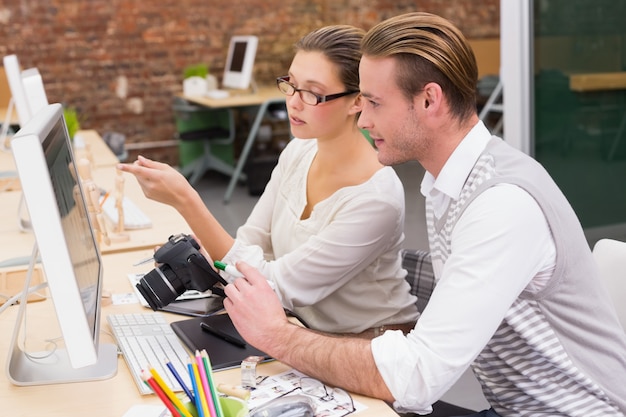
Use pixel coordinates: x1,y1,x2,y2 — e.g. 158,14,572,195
183,63,209,79
63,107,80,140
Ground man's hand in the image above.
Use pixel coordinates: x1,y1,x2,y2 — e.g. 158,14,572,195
223,262,291,354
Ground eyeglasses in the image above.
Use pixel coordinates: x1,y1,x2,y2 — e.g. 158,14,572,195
297,377,356,416
276,76,359,106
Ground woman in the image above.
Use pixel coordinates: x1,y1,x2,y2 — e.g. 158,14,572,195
118,25,418,335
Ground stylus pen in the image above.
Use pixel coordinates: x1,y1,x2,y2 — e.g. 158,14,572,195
214,260,244,279
200,321,247,348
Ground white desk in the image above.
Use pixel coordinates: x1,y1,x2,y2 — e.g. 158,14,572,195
180,87,286,203
0,249,399,416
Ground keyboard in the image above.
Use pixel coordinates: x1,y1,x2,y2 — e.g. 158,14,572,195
107,313,192,395
100,195,152,229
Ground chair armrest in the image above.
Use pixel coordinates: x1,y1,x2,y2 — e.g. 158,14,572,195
401,249,435,313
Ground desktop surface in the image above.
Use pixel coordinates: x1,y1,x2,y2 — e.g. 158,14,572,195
0,250,398,416
180,85,284,109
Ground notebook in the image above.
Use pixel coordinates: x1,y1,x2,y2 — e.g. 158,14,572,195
170,313,272,370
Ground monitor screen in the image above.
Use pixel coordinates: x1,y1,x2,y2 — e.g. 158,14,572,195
221,35,258,90
7,103,117,385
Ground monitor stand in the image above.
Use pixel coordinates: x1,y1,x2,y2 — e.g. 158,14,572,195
5,244,118,386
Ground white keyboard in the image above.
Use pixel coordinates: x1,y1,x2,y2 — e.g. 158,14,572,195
107,313,192,395
100,195,152,229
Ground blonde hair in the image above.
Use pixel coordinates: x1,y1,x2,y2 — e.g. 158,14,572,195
361,12,478,120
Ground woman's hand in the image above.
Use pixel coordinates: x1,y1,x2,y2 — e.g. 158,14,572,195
117,155,193,209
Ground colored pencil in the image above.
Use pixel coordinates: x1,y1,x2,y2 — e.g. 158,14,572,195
201,349,224,417
192,355,211,417
188,360,205,417
141,369,182,417
196,350,218,417
166,359,195,403
149,366,194,417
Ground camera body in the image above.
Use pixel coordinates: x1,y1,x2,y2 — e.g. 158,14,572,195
136,233,226,311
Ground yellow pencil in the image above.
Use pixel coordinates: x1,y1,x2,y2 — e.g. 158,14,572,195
149,366,194,417
192,355,211,417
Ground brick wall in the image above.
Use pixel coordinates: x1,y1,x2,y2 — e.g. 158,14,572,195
0,0,499,165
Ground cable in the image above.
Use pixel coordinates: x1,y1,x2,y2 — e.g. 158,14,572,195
0,281,48,316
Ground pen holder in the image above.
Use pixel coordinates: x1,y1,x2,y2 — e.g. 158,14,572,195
183,396,248,417
220,396,248,417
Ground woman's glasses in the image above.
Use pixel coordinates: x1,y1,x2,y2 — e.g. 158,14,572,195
276,76,358,106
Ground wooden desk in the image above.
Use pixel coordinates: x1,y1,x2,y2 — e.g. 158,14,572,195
568,71,626,160
0,249,398,416
569,71,626,92
180,87,286,203
0,166,190,261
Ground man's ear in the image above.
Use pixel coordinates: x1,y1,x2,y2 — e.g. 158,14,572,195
420,82,443,113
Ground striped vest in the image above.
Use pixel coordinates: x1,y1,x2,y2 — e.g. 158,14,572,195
426,137,626,416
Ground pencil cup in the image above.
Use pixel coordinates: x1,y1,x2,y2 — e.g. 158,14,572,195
219,396,248,417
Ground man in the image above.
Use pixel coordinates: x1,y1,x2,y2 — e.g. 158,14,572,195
224,12,626,416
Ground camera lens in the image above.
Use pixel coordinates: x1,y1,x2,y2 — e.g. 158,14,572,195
136,265,186,310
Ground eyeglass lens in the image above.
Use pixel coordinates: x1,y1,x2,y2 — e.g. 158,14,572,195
277,79,319,106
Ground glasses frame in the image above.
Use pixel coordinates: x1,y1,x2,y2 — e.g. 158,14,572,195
276,76,359,106
296,377,356,416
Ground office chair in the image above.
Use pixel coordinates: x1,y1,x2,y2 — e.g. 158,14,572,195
173,97,237,185
399,249,482,416
592,238,626,330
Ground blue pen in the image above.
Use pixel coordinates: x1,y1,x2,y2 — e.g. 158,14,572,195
166,359,195,404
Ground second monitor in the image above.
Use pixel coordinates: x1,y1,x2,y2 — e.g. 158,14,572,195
221,35,258,91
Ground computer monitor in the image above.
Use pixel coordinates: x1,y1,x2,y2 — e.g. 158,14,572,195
2,54,32,127
221,35,258,91
1,54,49,150
6,103,117,385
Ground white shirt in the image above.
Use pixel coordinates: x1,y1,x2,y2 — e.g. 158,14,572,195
372,121,557,413
221,138,419,333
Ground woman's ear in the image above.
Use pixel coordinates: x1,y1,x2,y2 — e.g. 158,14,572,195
349,93,364,115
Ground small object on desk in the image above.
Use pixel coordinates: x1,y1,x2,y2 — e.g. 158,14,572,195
200,321,247,348
217,383,251,400
100,194,152,229
205,89,230,99
241,355,265,389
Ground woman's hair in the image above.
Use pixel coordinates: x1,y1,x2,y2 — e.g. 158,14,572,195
294,25,365,93
361,12,478,120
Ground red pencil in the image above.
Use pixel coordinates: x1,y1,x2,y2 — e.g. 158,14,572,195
141,369,183,417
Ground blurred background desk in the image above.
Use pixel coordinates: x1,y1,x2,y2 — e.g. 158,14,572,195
0,166,190,261
179,86,287,203
0,249,399,416
569,71,626,161
1,129,119,192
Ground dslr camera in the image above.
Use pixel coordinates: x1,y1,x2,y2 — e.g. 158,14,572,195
135,233,227,311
